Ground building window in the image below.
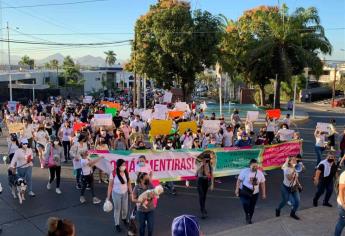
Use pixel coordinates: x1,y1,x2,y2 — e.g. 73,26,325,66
45,77,50,84
96,77,100,81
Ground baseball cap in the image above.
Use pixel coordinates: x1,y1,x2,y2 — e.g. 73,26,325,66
171,215,200,236
20,138,29,144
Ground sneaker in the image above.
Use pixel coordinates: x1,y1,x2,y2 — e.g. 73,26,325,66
80,196,86,204
287,201,292,206
313,199,318,207
115,225,121,232
275,209,280,217
47,182,51,190
29,191,35,197
323,202,333,207
290,211,300,220
93,197,101,204
55,188,62,194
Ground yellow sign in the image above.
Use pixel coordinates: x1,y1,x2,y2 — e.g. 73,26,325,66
149,120,173,136
7,123,24,134
178,121,197,135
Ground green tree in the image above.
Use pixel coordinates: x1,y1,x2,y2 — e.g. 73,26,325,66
62,56,82,85
104,50,117,66
49,59,59,76
131,0,221,99
44,62,51,69
19,55,35,69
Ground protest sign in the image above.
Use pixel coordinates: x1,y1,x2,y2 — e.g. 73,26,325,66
7,101,17,113
94,114,113,126
316,122,332,134
175,102,189,112
90,140,302,181
246,111,259,122
150,120,173,136
202,120,221,134
260,141,301,170
73,122,87,132
83,96,93,104
168,111,184,119
8,122,24,134
278,129,295,141
178,121,198,135
101,101,121,110
140,109,152,121
163,91,173,103
153,104,168,120
266,109,281,119
105,108,117,117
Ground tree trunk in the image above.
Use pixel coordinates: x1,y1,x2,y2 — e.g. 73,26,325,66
274,79,281,108
259,84,266,106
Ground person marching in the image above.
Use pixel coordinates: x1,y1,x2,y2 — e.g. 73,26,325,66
335,169,345,236
106,159,133,233
275,156,302,220
313,153,337,207
235,159,266,224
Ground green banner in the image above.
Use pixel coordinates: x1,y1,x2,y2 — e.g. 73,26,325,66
215,149,262,171
105,107,117,117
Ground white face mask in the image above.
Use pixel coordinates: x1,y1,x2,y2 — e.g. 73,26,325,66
120,166,126,172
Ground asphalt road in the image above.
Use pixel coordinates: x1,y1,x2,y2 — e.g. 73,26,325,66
0,103,344,236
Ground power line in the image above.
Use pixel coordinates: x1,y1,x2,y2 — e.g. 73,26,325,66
0,38,132,46
1,0,111,9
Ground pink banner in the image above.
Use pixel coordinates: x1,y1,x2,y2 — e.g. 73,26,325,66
261,141,301,170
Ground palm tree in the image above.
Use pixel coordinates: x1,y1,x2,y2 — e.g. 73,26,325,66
104,50,117,66
245,6,332,107
19,55,35,69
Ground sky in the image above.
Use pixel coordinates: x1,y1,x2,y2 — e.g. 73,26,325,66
0,0,344,63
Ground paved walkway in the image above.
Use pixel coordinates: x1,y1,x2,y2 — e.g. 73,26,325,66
214,206,338,236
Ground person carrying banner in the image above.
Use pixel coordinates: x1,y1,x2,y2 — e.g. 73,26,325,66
236,159,266,224
196,152,214,219
275,156,302,220
313,154,337,207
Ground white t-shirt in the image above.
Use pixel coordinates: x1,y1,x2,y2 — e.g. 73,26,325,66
238,168,265,194
35,130,49,146
23,124,34,139
277,128,293,141
110,173,128,194
130,120,145,132
337,171,345,205
180,135,193,149
223,131,233,147
81,159,92,175
70,142,88,169
61,126,73,142
266,120,276,132
10,148,34,168
282,167,298,187
119,110,130,118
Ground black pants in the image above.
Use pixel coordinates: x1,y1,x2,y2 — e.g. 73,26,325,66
49,166,61,188
81,174,95,197
46,128,52,136
313,180,333,204
62,141,71,160
197,177,209,213
266,131,275,144
239,193,259,219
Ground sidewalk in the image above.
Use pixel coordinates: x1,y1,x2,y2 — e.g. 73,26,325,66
213,206,337,236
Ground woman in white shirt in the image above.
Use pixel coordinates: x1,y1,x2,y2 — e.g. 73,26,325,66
275,156,302,220
106,159,133,233
314,128,326,165
235,159,266,224
70,134,88,189
10,138,35,197
266,117,277,144
7,133,19,163
59,121,73,163
34,125,49,168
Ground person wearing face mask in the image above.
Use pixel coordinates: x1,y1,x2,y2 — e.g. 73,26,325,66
69,134,88,189
59,120,73,163
10,138,35,197
106,159,133,232
276,124,294,142
180,130,194,149
135,155,153,179
234,132,252,147
132,172,156,236
44,135,64,194
223,126,233,147
236,159,266,224
275,156,302,220
130,115,145,133
313,154,337,207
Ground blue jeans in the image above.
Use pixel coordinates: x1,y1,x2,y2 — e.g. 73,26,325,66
75,168,82,187
17,166,33,192
137,210,154,236
314,146,325,165
277,184,300,212
335,205,345,236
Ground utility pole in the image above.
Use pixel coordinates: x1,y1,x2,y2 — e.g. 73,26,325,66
216,62,222,117
32,80,35,102
332,64,337,108
143,74,147,109
133,32,137,107
7,22,13,101
292,78,297,119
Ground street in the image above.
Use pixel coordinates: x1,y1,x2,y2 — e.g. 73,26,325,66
0,103,344,236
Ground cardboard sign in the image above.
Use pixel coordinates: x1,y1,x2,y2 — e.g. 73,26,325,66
7,101,17,113
105,108,117,117
175,102,189,112
73,122,87,132
168,111,184,119
153,104,168,120
94,114,113,126
202,120,221,134
316,122,332,134
247,111,259,122
163,91,173,103
277,129,295,141
101,101,121,110
150,120,173,136
140,109,153,121
8,122,24,134
266,109,281,119
178,121,198,135
83,96,93,104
